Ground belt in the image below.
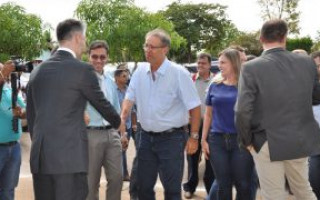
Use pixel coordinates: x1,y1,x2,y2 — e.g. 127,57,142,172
0,141,18,146
143,127,184,136
87,125,112,130
213,132,236,139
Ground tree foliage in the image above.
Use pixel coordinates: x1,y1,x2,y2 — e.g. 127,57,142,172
311,30,320,52
0,2,45,62
76,0,185,62
257,0,300,34
229,31,263,56
162,1,237,61
286,37,313,53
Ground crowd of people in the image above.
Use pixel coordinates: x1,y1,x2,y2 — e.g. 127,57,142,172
1,17,320,200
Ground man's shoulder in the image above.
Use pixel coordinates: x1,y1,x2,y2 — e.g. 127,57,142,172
167,60,189,76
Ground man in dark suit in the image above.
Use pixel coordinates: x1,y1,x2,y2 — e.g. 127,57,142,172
235,19,320,200
26,19,121,200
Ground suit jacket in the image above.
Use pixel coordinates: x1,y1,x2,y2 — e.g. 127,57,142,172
235,47,320,161
27,50,121,174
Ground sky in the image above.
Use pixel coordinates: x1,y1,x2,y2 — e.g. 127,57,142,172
1,0,320,40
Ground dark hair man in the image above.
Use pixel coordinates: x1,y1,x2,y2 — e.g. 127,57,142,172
120,28,201,200
86,40,127,200
183,52,215,199
236,19,320,200
26,19,122,200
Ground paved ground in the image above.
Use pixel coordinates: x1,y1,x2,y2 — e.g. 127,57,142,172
16,133,293,200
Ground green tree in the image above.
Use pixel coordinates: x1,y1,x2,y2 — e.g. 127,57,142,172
76,0,185,62
257,0,300,34
286,37,313,53
230,31,263,56
0,2,44,62
162,1,237,62
311,30,320,52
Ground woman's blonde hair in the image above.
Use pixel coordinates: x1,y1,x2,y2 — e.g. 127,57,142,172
213,48,241,85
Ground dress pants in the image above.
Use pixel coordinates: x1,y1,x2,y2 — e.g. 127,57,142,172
86,129,122,200
252,142,316,200
33,172,88,200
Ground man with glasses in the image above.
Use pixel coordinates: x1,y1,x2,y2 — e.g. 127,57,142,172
86,40,128,200
120,28,201,200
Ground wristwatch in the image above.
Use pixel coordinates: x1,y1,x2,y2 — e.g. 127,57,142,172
190,132,199,140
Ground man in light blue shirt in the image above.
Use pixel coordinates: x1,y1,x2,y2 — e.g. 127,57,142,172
120,29,201,200
0,62,26,200
86,40,127,200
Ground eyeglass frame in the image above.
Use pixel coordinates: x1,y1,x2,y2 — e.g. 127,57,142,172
90,54,108,61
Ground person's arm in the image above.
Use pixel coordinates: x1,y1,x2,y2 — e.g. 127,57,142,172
235,66,257,150
26,83,35,139
0,61,14,83
80,66,121,129
201,105,212,160
185,105,201,155
120,99,134,133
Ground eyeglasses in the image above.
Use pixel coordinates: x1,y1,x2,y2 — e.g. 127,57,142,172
90,54,107,61
143,44,166,51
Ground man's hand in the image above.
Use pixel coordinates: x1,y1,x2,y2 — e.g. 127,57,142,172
118,120,128,150
201,140,210,160
12,106,25,118
121,133,129,151
185,138,198,155
132,124,137,132
246,145,254,152
84,113,90,125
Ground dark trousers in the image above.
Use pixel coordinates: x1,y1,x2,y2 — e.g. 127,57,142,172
33,172,88,200
207,167,258,200
183,124,215,194
129,123,141,199
137,130,187,200
207,134,254,200
309,155,320,199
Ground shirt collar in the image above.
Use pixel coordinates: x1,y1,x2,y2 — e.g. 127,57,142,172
57,47,76,58
146,58,170,76
195,72,214,82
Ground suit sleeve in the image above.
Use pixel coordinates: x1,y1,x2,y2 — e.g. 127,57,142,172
26,83,35,139
235,66,257,148
311,61,320,105
80,66,121,129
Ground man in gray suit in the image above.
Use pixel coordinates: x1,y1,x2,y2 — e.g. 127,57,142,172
27,19,121,200
235,19,320,200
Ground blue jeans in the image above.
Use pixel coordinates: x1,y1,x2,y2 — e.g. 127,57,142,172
207,134,254,200
137,129,187,200
0,142,21,200
309,154,320,199
122,128,132,177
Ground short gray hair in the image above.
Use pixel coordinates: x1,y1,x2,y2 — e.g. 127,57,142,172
146,28,171,47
